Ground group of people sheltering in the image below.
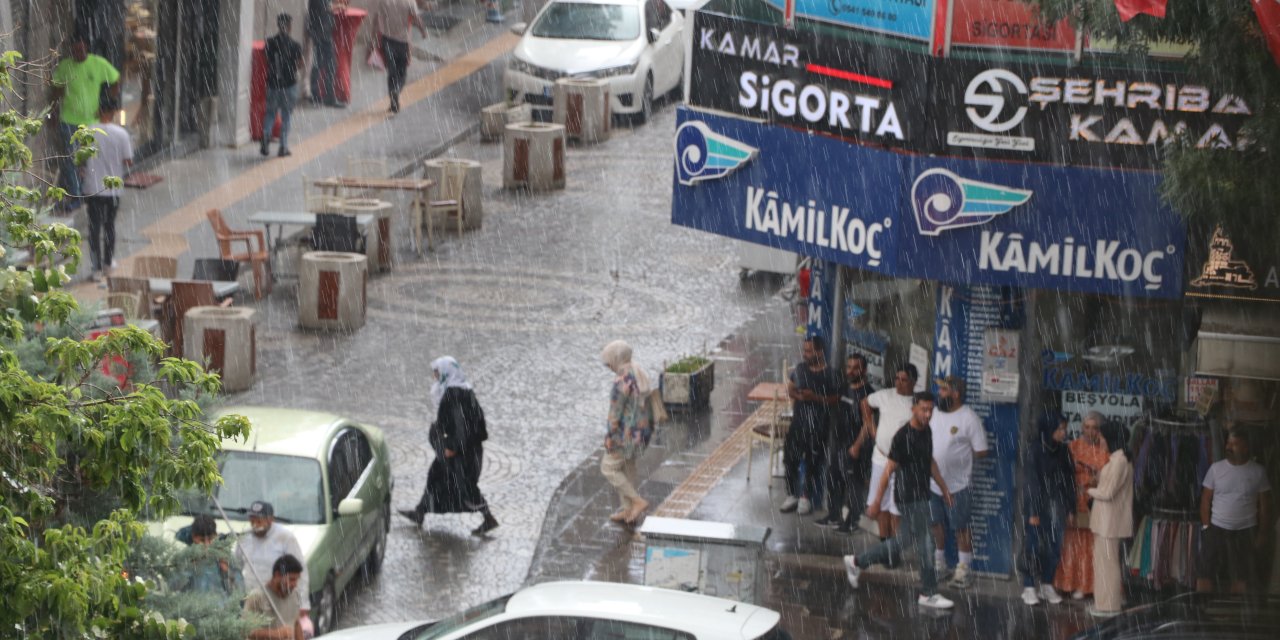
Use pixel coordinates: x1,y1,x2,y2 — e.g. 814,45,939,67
783,333,1274,615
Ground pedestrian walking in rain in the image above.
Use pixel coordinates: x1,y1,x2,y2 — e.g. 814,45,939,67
1088,422,1134,617
400,356,499,536
843,391,955,610
307,0,345,107
372,0,427,114
1018,413,1074,606
50,28,119,213
262,13,304,157
599,340,654,525
81,91,132,282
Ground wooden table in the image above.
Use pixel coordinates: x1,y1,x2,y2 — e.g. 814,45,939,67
247,211,375,278
149,278,239,298
313,176,436,255
747,382,790,402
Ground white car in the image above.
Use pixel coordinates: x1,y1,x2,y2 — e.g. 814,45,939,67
322,581,789,639
504,0,684,123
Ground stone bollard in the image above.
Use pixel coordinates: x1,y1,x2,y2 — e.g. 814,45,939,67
298,251,368,331
553,78,611,143
503,122,566,191
480,102,533,141
332,198,395,271
183,306,257,392
423,158,484,230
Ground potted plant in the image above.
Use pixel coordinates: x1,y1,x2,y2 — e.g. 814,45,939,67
480,98,534,141
661,354,715,408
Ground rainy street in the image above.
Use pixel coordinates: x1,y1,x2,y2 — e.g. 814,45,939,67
9,1,1280,639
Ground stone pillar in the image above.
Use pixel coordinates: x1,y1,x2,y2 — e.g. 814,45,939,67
553,78,611,143
423,159,484,230
298,251,368,331
503,122,565,191
183,306,257,392
216,0,255,147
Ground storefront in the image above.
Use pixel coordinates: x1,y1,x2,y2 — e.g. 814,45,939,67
673,8,1273,585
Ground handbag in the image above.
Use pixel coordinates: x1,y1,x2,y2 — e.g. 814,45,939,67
366,36,385,71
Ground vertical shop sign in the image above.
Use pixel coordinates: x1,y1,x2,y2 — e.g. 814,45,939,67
807,259,835,340
933,284,1020,576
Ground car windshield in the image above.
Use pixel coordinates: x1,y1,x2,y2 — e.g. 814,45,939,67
404,595,512,640
181,451,326,525
531,3,640,41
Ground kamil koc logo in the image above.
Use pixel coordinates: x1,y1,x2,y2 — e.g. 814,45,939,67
910,168,1032,236
675,121,758,186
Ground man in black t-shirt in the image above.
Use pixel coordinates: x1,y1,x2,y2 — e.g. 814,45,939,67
780,335,842,516
307,0,344,107
816,354,874,533
262,13,304,157
842,392,957,610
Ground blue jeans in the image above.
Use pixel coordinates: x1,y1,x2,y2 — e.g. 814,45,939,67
856,499,937,595
1019,501,1068,587
58,122,82,201
262,85,297,149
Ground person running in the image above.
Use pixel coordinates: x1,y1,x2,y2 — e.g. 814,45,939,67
843,391,956,610
928,376,988,588
400,356,500,536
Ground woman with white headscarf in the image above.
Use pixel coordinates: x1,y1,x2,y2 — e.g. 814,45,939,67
600,340,654,525
399,356,499,536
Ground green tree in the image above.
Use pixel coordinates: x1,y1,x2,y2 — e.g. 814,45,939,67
0,50,250,638
1035,1,1280,245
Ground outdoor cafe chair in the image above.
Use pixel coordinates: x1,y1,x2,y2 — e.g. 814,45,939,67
417,161,466,251
745,359,791,488
312,213,367,254
205,209,271,299
169,280,233,359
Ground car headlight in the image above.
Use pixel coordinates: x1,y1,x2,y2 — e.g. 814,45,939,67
589,63,638,79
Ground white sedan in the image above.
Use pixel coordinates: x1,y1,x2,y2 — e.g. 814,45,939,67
322,581,789,639
504,0,684,123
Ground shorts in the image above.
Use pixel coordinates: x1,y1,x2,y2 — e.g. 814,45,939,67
929,488,972,530
866,458,900,516
1198,524,1254,584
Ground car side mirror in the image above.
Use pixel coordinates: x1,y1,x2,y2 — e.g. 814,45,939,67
648,27,660,44
510,22,527,36
336,498,364,517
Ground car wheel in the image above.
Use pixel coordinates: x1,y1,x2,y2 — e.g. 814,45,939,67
312,578,337,636
362,503,389,579
635,74,654,125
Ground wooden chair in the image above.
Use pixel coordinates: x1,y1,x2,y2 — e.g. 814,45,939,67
344,158,388,199
169,280,233,358
746,360,791,487
312,213,366,254
106,291,145,321
131,255,177,279
302,172,346,213
108,276,161,320
416,162,466,253
205,209,271,299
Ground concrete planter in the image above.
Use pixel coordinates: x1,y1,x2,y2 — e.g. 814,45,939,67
480,102,533,141
660,360,715,408
503,122,566,191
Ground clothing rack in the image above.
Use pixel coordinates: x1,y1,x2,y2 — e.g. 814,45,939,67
1127,516,1202,590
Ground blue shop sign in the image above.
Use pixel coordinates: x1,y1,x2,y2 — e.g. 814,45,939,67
761,0,937,42
671,107,1186,298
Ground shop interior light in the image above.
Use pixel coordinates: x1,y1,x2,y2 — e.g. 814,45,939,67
1082,344,1136,363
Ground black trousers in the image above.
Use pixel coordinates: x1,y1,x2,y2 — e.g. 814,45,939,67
310,33,337,102
824,439,867,519
381,36,410,112
784,426,827,501
86,196,119,271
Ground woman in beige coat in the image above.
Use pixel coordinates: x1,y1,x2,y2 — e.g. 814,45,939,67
1087,422,1134,617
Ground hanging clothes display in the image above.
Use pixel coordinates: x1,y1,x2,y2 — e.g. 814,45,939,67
1125,415,1212,590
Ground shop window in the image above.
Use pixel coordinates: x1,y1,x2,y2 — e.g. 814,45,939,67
840,268,935,389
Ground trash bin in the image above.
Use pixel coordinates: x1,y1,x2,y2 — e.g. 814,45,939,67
250,40,281,142
638,516,770,604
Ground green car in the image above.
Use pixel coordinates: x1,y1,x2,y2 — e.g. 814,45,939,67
148,406,394,635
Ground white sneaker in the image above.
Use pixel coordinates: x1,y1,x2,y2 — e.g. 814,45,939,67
1040,584,1063,604
1021,587,1040,606
917,593,955,609
779,496,799,513
842,555,861,588
797,497,812,515
949,564,970,588
1072,590,1085,600
934,557,949,578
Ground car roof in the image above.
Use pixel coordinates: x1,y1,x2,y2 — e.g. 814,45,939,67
505,582,780,637
214,406,348,458
548,0,648,6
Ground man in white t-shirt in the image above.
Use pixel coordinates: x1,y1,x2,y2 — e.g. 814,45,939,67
81,93,132,281
927,376,988,588
853,363,917,539
236,501,312,636
1197,429,1272,594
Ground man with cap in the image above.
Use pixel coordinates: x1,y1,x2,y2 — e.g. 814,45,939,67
928,375,988,588
235,501,311,636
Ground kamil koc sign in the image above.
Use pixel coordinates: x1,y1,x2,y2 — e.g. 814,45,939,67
672,106,1186,299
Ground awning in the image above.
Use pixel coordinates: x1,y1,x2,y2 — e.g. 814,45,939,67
1194,304,1280,381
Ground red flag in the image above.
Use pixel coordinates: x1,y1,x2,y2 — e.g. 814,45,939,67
1254,0,1280,66
1114,0,1167,22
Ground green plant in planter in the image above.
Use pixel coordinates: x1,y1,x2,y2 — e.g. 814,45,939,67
665,355,711,374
